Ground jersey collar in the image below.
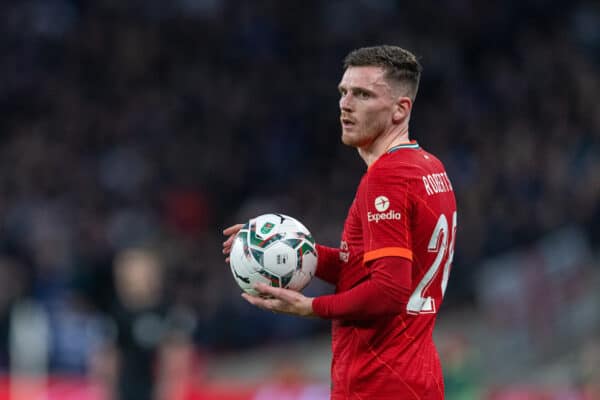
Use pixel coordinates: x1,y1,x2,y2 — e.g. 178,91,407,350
387,140,420,153
367,140,420,172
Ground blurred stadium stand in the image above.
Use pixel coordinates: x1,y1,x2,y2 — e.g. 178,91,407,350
0,0,599,398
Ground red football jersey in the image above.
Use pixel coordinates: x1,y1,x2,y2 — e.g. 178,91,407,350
327,141,457,399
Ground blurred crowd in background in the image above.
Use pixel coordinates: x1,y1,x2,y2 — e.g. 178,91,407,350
0,0,599,398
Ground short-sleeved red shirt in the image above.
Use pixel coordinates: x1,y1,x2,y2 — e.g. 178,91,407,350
327,142,457,399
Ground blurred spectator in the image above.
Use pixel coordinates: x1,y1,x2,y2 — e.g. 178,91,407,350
578,339,600,400
440,334,482,400
109,248,194,400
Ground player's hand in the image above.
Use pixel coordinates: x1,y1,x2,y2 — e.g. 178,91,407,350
242,283,316,318
222,224,244,263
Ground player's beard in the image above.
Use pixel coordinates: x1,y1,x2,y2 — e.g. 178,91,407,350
341,118,384,149
341,119,367,147
340,126,358,147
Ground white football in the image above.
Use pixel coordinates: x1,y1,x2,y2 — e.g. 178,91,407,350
229,213,318,296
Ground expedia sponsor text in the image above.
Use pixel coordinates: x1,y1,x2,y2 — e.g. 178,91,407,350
367,210,401,223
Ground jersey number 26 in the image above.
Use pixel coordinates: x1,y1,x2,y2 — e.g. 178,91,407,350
406,211,457,315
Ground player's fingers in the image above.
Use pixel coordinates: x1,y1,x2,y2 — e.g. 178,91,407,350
241,292,258,305
241,292,256,304
253,283,279,298
242,293,272,311
222,235,236,248
225,256,230,264
253,283,297,303
223,224,244,236
271,288,301,304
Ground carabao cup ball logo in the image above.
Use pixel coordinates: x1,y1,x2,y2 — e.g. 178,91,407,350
374,196,390,212
261,222,275,234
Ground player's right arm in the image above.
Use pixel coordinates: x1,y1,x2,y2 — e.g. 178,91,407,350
315,244,343,285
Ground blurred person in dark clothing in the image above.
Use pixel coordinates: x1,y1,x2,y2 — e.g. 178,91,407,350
0,256,29,371
109,248,193,400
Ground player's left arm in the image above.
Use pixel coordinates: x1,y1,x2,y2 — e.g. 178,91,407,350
244,256,411,319
308,164,414,319
311,256,411,319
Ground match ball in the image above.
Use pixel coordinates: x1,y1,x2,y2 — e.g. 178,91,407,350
229,213,317,296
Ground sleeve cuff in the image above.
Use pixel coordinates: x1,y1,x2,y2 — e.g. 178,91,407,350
311,295,331,319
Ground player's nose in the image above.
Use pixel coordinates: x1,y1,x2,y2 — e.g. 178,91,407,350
339,95,353,112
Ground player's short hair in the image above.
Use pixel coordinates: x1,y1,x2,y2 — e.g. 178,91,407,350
343,45,422,101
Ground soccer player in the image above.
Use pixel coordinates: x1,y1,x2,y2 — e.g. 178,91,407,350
223,45,457,399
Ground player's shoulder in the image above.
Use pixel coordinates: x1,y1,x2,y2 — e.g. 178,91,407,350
366,144,456,203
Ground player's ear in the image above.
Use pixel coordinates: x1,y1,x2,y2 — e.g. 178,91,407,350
392,96,412,124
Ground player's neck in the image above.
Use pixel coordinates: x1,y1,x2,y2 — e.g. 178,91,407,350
358,125,410,167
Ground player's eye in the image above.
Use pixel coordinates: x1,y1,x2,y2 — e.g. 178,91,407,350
355,90,370,99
